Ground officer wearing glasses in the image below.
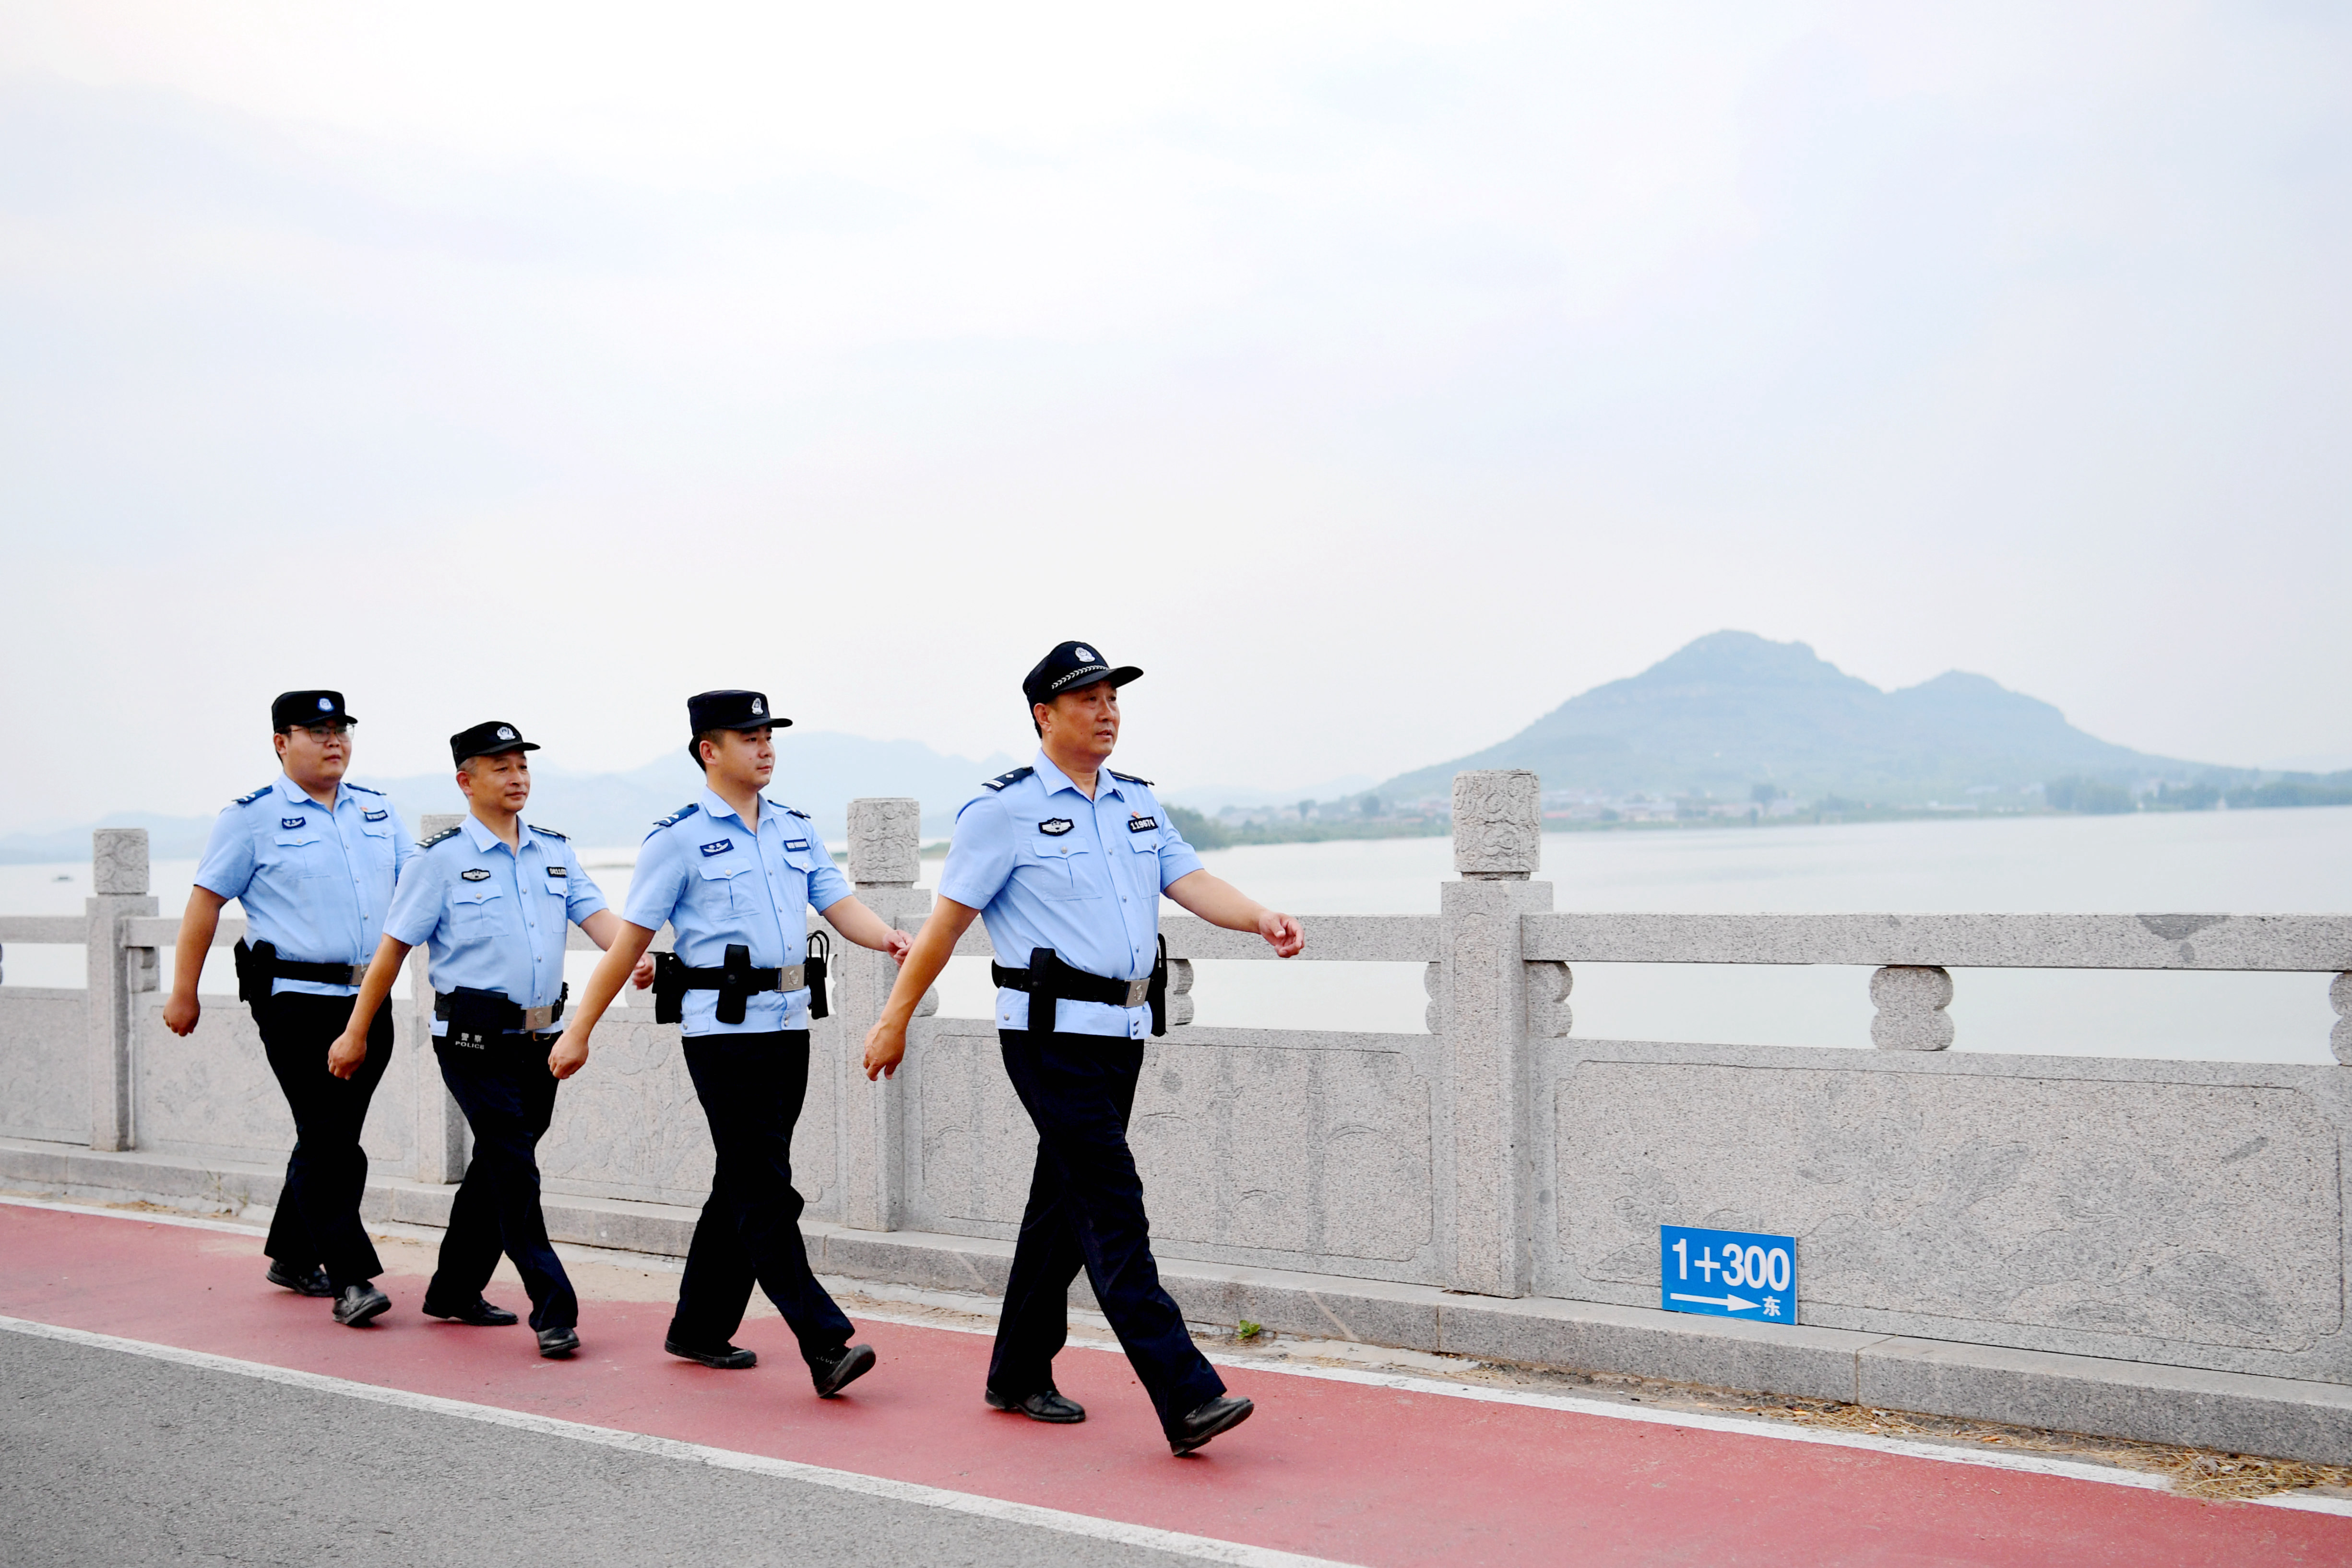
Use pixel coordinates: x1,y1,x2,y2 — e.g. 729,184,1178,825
165,690,414,1329
331,721,650,1358
552,689,911,1399
860,642,1306,1458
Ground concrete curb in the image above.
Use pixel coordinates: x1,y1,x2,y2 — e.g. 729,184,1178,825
9,1138,2351,1465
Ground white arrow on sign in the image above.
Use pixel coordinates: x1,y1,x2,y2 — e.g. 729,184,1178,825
1669,1292,1759,1312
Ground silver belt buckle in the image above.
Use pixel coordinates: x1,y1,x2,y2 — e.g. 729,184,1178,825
778,962,806,991
520,1004,557,1031
346,964,368,986
1122,977,1150,1009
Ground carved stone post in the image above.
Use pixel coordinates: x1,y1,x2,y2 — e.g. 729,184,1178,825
2331,973,2352,1067
1871,965,1955,1051
411,813,470,1182
86,829,157,1152
1436,770,1548,1298
835,798,928,1232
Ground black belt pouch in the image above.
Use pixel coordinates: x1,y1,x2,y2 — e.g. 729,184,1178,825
440,986,516,1049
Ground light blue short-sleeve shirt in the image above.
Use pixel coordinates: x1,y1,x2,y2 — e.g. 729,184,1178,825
621,786,851,1036
385,816,608,1037
193,774,414,996
937,752,1203,1039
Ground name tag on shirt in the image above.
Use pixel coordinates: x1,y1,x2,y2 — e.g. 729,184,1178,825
1038,819,1073,836
282,817,307,830
701,839,734,856
462,868,492,882
1128,815,1158,832
783,838,809,851
363,809,388,822
546,865,567,878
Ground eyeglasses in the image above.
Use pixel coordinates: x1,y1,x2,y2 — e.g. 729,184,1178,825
284,721,355,740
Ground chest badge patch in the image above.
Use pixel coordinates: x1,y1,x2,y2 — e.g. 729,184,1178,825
1128,815,1158,832
1038,818,1074,836
782,838,809,852
461,868,492,882
281,817,307,830
546,865,567,879
700,839,734,857
362,808,388,822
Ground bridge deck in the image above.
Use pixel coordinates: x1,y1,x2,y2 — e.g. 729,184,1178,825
2,1200,2344,1566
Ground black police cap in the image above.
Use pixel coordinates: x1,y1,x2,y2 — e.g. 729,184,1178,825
1022,641,1143,708
450,720,540,767
687,689,788,735
272,690,356,730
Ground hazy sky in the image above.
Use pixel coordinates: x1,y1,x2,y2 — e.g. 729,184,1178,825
2,2,2345,828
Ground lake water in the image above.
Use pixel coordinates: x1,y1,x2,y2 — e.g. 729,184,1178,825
6,805,2347,1063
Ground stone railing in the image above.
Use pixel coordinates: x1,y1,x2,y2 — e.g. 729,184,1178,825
6,772,2352,1391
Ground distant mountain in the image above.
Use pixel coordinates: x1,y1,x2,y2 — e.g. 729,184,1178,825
0,732,1022,864
1377,631,2214,806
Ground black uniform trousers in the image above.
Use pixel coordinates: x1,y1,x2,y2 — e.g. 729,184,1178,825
987,1027,1225,1437
255,990,392,1292
425,1033,578,1332
668,1030,854,1368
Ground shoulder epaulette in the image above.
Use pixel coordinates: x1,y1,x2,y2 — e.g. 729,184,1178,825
781,804,810,820
982,767,1035,792
527,823,567,840
345,782,385,796
1108,769,1153,786
419,826,463,850
234,786,271,806
653,802,701,829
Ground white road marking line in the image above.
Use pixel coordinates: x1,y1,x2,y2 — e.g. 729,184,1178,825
12,1195,2348,1519
0,1316,1353,1568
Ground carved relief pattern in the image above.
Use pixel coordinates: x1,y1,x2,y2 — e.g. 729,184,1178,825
1451,770,1541,877
847,797,922,886
1870,964,1955,1051
1526,961,1573,1038
2333,972,2352,1066
92,828,150,896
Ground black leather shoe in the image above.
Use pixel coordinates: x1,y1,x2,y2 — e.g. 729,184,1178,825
423,1296,519,1327
664,1337,757,1369
811,1342,877,1398
537,1326,581,1358
1167,1394,1254,1456
332,1283,392,1328
265,1261,334,1298
986,1385,1086,1423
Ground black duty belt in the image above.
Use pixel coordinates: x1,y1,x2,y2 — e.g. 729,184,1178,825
992,936,1167,1038
434,984,569,1048
233,938,365,1004
651,935,829,1026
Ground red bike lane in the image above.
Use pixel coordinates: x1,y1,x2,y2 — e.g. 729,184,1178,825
3,1202,2342,1567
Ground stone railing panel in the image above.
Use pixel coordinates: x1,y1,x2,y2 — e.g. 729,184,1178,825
533,1010,717,1208
0,991,89,1143
1536,1040,2352,1381
900,1017,1444,1282
130,990,419,1172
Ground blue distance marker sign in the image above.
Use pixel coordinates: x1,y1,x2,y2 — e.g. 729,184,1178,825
1660,1225,1797,1323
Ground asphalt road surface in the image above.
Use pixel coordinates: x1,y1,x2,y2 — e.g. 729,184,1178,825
0,1332,1209,1568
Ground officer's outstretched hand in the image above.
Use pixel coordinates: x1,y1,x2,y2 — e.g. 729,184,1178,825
863,1020,907,1081
883,928,913,963
162,993,201,1037
549,1029,589,1081
1259,909,1306,957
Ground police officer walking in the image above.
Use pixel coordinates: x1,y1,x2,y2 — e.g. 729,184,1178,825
860,642,1305,1457
329,721,650,1358
164,691,413,1328
551,690,911,1397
